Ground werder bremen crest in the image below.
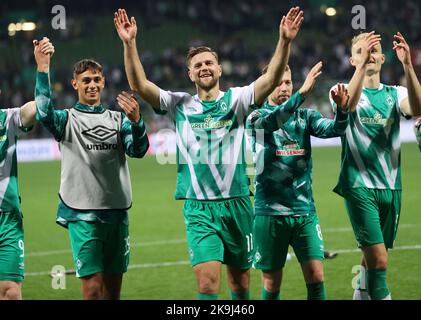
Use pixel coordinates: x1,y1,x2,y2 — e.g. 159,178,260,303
386,94,394,107
220,101,228,112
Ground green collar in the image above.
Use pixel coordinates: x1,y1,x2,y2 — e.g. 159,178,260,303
74,102,105,113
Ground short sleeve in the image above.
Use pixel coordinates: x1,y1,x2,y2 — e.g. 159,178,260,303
7,108,31,135
159,89,188,120
395,86,408,110
229,82,255,115
328,85,337,110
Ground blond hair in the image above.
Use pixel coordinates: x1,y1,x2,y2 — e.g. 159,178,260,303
351,33,368,48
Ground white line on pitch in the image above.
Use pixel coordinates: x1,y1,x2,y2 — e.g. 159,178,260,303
26,239,187,257
25,224,420,258
25,243,421,277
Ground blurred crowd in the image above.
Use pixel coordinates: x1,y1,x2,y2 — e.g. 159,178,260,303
0,0,420,138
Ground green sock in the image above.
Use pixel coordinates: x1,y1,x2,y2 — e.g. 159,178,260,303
306,282,327,300
231,290,250,300
198,293,218,300
367,269,390,300
261,288,280,300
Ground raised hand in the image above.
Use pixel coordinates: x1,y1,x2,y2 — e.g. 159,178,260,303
117,91,141,123
114,9,137,44
331,84,350,112
359,31,381,66
33,37,55,72
280,6,304,41
393,32,412,66
299,61,323,97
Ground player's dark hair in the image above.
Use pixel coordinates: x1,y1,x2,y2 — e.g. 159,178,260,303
73,59,103,78
187,46,219,67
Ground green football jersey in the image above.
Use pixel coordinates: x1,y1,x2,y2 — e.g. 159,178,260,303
0,108,31,213
330,83,408,195
159,83,255,200
247,92,349,216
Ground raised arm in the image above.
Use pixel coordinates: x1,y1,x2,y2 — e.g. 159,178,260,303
254,7,304,105
21,39,54,128
347,31,381,112
248,61,322,132
393,32,421,117
309,84,350,138
117,91,149,158
114,9,161,111
34,37,68,141
298,61,323,98
247,91,305,132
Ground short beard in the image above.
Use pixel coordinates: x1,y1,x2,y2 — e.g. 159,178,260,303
197,78,218,91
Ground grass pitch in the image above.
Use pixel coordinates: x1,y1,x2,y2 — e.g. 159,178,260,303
19,143,421,299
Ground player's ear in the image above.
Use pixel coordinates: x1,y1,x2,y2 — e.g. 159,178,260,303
349,56,356,67
188,68,195,82
218,64,222,77
71,79,78,90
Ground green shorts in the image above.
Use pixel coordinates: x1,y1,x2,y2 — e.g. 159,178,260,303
253,214,324,271
183,197,254,269
68,221,130,278
342,188,401,249
0,212,24,282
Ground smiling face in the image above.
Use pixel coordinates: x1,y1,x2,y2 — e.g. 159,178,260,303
187,49,222,91
71,69,105,106
350,34,385,76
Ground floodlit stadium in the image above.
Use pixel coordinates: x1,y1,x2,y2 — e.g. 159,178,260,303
0,0,420,300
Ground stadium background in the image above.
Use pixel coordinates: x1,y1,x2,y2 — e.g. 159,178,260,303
0,0,420,299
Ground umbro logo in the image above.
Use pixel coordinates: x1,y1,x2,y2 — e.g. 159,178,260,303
82,125,117,141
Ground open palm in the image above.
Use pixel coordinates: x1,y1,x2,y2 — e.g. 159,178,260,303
393,32,411,65
331,84,350,111
280,7,304,41
359,31,381,65
114,9,137,43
